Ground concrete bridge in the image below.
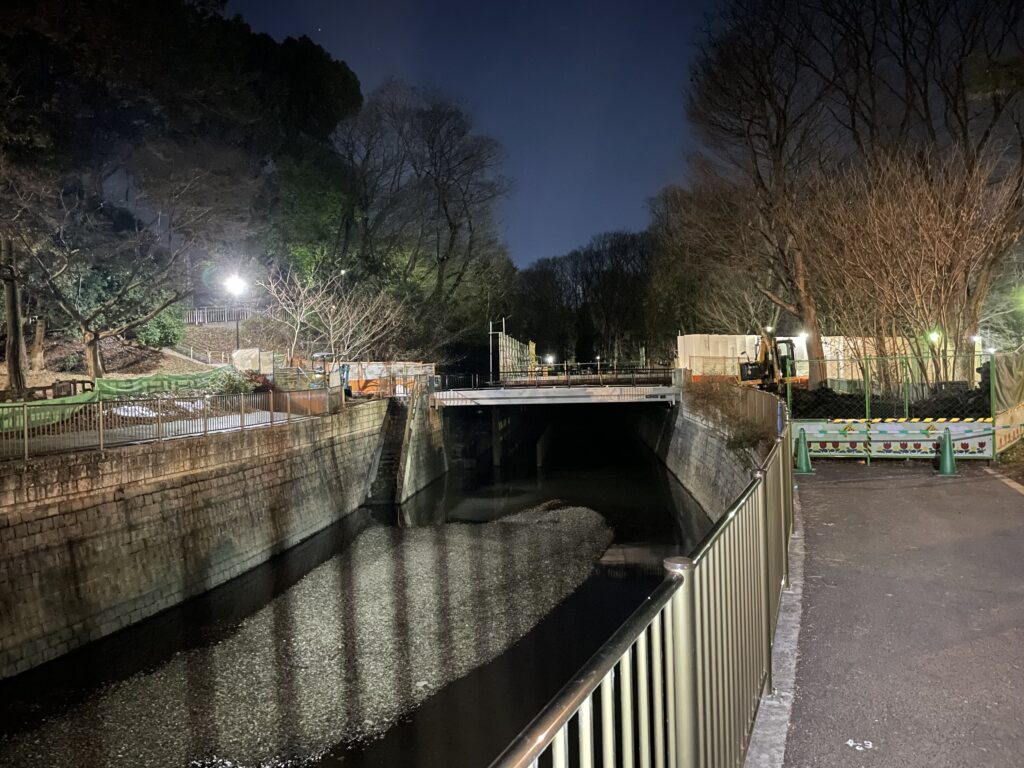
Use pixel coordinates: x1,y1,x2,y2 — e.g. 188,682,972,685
431,368,681,407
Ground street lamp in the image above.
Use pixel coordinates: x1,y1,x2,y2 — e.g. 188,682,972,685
928,330,941,344
596,355,601,375
544,354,554,366
223,273,247,350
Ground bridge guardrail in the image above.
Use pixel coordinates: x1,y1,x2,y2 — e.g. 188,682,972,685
491,385,792,768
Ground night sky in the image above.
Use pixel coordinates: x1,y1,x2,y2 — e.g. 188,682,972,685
228,0,716,266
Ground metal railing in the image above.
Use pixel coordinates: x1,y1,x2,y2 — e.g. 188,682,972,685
495,367,673,388
492,389,792,768
183,305,260,325
0,387,356,461
172,345,231,365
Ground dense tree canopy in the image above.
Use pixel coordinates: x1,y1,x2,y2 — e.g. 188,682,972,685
0,0,364,377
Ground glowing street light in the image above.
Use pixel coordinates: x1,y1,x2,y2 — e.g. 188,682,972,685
928,331,941,344
764,325,773,333
223,273,246,297
987,347,997,354
798,331,809,341
223,274,247,350
971,335,983,343
544,354,555,366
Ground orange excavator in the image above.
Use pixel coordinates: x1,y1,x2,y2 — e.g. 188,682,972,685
739,331,796,392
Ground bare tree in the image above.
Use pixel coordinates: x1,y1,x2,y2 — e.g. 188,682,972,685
649,182,784,336
689,0,832,383
688,0,1024,385
261,267,407,362
259,269,335,362
786,148,1024,381
308,285,406,360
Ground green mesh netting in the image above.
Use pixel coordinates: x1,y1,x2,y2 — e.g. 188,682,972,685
994,350,1024,413
93,367,231,397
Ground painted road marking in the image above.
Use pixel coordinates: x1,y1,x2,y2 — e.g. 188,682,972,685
984,468,1024,498
845,739,875,751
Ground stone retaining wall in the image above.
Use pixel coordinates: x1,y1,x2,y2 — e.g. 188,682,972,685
635,403,756,522
395,383,447,504
0,399,388,679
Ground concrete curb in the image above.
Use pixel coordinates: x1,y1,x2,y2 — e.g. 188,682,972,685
744,486,806,768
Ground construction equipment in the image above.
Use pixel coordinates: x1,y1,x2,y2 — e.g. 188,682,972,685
739,331,797,392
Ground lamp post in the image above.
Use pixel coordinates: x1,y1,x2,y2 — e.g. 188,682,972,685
224,273,247,351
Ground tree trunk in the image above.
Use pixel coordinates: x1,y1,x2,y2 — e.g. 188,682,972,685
801,303,828,389
1,237,28,392
791,247,827,389
29,316,46,370
83,331,105,378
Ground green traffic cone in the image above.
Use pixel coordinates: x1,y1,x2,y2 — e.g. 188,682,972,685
794,427,814,475
937,427,958,477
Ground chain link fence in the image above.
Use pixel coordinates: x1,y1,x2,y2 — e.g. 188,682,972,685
788,354,991,420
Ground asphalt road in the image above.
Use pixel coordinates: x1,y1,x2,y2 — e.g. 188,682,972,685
784,461,1024,768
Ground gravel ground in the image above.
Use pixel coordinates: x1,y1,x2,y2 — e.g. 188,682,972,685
0,504,612,768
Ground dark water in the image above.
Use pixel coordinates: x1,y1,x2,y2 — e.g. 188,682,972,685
0,406,710,767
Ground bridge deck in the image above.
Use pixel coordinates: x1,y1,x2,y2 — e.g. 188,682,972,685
431,385,680,406
773,462,1024,767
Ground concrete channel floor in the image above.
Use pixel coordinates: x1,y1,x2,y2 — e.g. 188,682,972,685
783,461,1024,768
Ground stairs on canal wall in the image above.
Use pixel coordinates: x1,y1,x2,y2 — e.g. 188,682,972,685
366,400,409,506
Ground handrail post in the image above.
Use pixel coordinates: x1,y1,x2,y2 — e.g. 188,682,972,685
772,436,791,590
664,557,698,766
203,396,209,436
240,392,245,430
22,400,29,462
97,399,104,451
156,397,163,441
754,469,774,696
269,389,275,426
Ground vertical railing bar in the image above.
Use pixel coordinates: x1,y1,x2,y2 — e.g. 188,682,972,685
638,627,651,768
737,517,749,761
744,501,758,716
725,525,737,767
552,724,569,768
601,669,616,768
97,400,104,451
652,612,665,768
723,525,735,767
621,645,635,768
714,545,725,767
579,693,595,768
756,470,774,696
665,599,677,768
698,562,710,768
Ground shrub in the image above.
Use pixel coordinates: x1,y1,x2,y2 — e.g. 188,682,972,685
134,308,185,348
685,380,777,457
56,352,83,372
207,368,257,394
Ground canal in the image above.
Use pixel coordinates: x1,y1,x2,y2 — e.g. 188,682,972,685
0,405,711,767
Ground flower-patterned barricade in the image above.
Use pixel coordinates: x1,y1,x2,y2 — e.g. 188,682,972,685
795,418,994,460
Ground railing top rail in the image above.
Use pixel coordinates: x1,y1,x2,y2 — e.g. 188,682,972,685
489,574,684,768
690,476,760,564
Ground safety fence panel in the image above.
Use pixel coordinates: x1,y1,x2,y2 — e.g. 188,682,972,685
688,356,740,381
996,403,1024,454
490,418,793,768
795,418,994,460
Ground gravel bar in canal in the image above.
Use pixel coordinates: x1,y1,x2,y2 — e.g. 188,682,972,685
0,503,612,768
